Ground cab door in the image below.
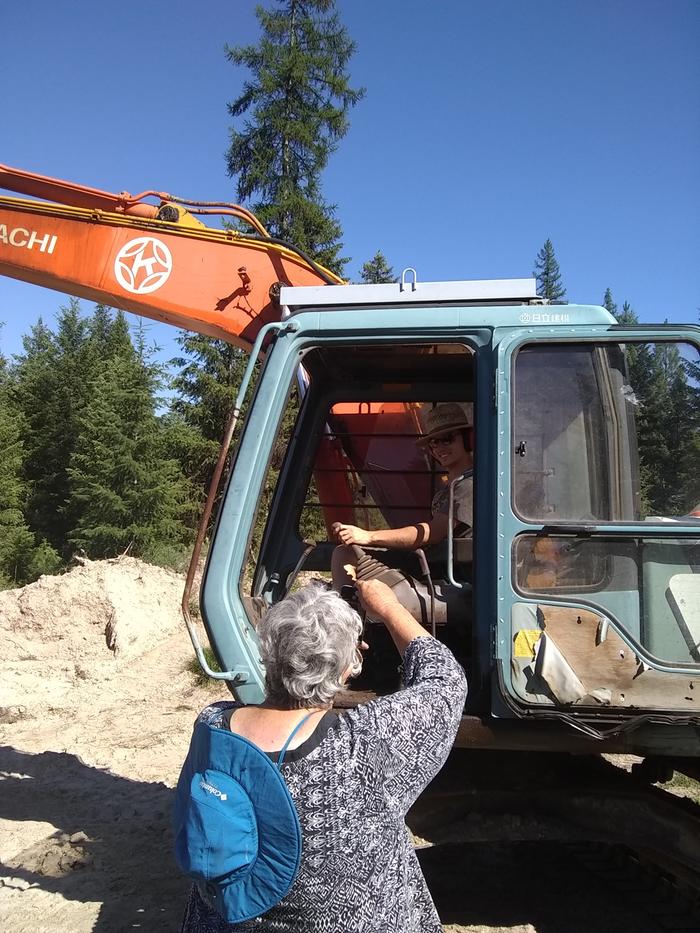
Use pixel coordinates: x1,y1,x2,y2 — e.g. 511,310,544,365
198,322,305,705
199,318,487,706
494,325,700,724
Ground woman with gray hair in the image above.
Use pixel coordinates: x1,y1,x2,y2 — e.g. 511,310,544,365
179,578,467,933
257,582,364,709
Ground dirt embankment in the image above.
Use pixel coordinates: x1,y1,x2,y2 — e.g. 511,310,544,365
0,557,218,932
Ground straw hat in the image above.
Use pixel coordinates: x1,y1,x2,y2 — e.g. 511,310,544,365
417,403,471,446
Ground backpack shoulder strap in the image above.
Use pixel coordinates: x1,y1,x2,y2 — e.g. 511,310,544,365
276,711,317,766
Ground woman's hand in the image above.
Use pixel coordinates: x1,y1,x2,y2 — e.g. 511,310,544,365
355,579,401,621
356,579,429,654
331,522,372,546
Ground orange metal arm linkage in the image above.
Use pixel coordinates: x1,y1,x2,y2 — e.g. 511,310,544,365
0,163,342,350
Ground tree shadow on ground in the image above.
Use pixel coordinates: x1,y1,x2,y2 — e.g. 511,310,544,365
0,745,188,931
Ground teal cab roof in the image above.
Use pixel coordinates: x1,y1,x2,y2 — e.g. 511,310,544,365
279,277,616,330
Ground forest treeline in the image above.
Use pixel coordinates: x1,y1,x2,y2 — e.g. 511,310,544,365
1,273,697,589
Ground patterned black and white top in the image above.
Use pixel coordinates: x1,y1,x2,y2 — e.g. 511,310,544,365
179,636,467,933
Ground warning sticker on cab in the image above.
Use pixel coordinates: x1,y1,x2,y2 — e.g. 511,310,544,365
513,629,542,658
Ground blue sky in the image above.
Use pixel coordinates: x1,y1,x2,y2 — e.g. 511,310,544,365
1,0,698,361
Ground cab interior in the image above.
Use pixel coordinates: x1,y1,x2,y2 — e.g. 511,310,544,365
241,341,477,703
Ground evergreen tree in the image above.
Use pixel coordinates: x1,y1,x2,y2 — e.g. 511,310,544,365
607,299,661,514
0,346,31,585
617,300,638,325
602,287,618,317
0,399,37,587
678,343,700,512
13,300,116,551
0,344,61,586
68,326,191,561
12,302,193,566
610,300,699,517
533,239,566,302
225,0,364,274
169,333,249,506
654,342,699,515
12,313,67,550
360,252,395,284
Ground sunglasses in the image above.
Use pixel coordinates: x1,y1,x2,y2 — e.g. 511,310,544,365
428,432,458,448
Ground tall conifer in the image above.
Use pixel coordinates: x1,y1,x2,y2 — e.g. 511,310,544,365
533,239,566,302
602,287,618,317
360,252,395,284
12,314,67,549
13,303,192,565
225,0,364,274
608,298,699,515
0,338,61,585
68,323,190,561
617,300,638,325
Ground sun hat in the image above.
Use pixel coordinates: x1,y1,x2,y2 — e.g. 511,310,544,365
417,403,471,446
173,714,311,923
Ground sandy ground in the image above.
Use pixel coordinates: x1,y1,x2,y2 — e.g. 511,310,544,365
0,559,692,932
0,557,217,931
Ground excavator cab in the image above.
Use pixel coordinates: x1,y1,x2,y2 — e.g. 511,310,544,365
200,281,700,757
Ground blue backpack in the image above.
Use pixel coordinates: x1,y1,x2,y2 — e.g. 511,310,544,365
173,712,313,923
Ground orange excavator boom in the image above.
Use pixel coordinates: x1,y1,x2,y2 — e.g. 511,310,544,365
0,163,342,350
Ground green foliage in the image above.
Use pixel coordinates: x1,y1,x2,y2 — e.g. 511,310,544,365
248,385,303,560
67,333,192,559
360,251,395,284
605,289,638,326
617,300,638,325
645,341,700,516
225,0,364,274
8,302,194,569
24,539,63,580
533,239,566,302
0,394,27,529
184,644,223,688
11,310,74,550
169,332,250,525
610,298,699,517
140,539,193,573
0,351,61,587
602,287,617,317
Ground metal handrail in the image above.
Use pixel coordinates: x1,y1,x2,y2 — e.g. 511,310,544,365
446,469,474,590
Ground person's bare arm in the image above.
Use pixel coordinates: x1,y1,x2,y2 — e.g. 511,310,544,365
355,579,430,656
332,512,449,550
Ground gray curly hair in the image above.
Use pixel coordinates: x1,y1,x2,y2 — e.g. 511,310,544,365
257,583,363,708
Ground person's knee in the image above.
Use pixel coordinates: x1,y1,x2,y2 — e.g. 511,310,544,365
331,544,357,590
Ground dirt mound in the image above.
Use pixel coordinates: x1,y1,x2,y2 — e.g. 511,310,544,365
0,556,193,721
0,557,221,931
1,555,184,664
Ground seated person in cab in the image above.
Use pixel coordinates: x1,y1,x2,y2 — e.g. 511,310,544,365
332,402,473,567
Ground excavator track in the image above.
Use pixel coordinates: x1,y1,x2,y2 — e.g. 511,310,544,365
408,749,700,931
417,839,700,932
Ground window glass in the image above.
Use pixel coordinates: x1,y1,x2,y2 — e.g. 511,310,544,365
243,382,302,588
514,534,700,666
513,341,699,522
